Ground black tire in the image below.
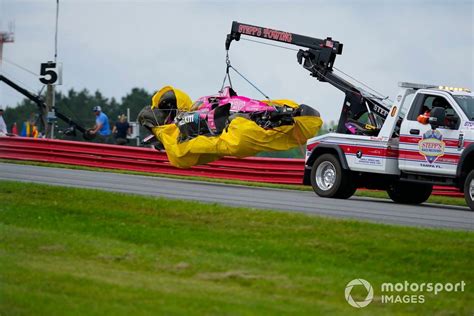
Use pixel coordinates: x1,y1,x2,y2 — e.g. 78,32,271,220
387,181,432,205
464,170,474,211
337,183,358,199
297,104,320,117
310,153,356,199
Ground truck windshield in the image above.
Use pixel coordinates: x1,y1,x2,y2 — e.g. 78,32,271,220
453,95,474,120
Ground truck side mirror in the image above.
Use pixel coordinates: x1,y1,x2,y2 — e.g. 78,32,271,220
428,107,446,130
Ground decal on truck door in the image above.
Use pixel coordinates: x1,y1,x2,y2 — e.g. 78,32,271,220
418,130,445,164
464,121,474,130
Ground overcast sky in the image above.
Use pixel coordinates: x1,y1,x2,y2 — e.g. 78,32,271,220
0,0,472,122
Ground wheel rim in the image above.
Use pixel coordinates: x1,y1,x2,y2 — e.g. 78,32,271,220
470,178,474,201
316,161,336,191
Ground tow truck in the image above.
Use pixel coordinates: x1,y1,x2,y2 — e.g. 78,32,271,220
225,21,474,210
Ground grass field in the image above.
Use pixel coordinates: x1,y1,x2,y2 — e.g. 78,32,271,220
0,180,472,315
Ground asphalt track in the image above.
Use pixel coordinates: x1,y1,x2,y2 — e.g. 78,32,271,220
0,162,472,231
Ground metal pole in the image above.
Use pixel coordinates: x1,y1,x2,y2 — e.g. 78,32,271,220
45,84,54,138
47,0,59,139
0,38,3,66
0,37,3,103
54,0,59,62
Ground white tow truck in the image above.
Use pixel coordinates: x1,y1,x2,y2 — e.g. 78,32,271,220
304,83,474,211
223,21,473,210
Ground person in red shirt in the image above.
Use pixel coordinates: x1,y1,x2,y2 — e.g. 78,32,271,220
11,122,18,135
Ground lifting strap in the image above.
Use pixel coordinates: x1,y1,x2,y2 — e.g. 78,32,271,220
220,51,270,100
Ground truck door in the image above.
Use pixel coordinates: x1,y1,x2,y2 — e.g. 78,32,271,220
399,93,462,176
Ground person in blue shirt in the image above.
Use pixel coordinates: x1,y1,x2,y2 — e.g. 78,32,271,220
90,106,111,143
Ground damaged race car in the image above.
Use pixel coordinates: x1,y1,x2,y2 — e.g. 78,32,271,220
138,86,323,168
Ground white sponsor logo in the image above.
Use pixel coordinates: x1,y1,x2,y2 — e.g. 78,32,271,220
345,279,466,308
373,104,389,117
345,279,374,308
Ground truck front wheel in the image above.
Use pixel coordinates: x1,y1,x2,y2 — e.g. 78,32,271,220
387,182,432,205
310,153,356,199
464,170,474,211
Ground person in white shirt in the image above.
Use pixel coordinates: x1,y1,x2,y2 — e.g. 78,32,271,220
0,108,7,136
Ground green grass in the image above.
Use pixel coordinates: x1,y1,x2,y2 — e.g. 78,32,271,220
0,158,468,207
0,181,472,315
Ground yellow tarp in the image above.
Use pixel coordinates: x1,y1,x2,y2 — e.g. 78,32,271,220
150,87,322,168
151,86,193,112
262,99,299,108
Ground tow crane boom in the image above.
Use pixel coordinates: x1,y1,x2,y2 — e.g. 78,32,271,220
225,21,391,133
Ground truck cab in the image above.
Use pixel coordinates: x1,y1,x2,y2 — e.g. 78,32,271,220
304,83,474,211
398,86,473,177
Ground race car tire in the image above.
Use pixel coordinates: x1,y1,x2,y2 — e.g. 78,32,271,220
463,170,474,211
297,104,320,117
387,181,432,205
137,106,169,131
311,153,355,199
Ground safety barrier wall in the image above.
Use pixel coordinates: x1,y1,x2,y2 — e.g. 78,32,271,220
0,137,463,197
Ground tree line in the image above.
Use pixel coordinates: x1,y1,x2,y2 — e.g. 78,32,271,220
2,87,152,140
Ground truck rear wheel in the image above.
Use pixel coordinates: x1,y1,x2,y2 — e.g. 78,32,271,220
387,182,432,205
310,153,356,199
464,170,474,211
